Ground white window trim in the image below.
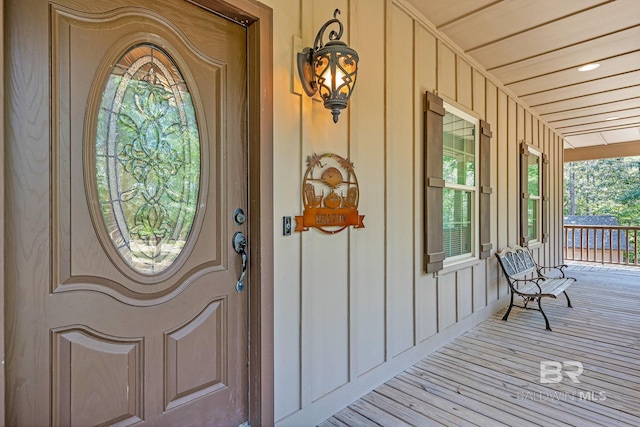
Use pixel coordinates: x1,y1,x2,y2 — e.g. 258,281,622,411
442,103,480,268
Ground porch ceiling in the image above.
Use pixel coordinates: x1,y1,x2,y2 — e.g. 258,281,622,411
406,0,640,153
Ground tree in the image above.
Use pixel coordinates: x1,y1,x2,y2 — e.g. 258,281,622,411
564,156,640,225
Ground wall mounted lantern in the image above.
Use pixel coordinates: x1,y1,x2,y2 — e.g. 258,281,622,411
297,9,359,123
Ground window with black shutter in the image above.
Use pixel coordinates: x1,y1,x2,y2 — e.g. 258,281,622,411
424,91,492,272
520,142,542,246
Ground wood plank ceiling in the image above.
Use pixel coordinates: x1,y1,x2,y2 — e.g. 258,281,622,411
407,0,640,153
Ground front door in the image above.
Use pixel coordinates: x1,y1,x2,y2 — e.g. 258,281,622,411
5,0,249,425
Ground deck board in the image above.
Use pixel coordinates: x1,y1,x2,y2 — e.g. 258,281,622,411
320,265,640,426
332,407,382,427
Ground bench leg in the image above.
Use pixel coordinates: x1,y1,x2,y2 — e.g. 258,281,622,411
538,297,552,331
564,291,572,308
502,292,514,322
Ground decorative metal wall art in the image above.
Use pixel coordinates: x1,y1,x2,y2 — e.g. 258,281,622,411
295,153,365,234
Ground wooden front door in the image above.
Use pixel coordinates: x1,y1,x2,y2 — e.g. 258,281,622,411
5,0,249,425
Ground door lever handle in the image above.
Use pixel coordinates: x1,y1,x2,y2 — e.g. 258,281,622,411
232,232,247,292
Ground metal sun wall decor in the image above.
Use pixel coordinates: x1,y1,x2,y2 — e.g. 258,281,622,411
295,153,365,234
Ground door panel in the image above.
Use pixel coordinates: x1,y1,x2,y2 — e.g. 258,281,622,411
51,327,144,425
6,0,248,425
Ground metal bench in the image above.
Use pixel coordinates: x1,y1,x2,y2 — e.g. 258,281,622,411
496,246,576,331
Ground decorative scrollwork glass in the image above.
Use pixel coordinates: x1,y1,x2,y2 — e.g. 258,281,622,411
95,44,200,275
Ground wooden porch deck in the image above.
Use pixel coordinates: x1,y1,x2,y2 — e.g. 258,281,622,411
320,264,640,426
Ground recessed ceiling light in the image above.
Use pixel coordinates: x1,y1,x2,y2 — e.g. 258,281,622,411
578,63,600,72
605,116,620,121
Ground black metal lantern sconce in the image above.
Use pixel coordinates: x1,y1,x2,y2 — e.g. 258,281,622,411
297,9,359,123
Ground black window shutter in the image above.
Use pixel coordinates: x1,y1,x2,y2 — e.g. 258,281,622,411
424,91,445,273
520,141,530,247
479,120,492,259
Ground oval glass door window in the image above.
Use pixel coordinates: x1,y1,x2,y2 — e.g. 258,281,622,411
95,44,200,275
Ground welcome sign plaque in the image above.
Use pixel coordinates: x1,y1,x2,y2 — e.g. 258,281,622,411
295,153,365,234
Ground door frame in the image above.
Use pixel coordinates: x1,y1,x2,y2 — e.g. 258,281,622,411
0,0,274,424
0,0,6,422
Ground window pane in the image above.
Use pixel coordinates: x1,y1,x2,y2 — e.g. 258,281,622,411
528,199,538,241
528,154,540,197
443,112,475,187
96,44,201,275
443,188,472,257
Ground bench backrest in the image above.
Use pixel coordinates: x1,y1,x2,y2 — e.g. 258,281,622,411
496,246,537,279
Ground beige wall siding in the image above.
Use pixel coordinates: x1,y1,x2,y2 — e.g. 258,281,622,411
414,22,438,344
268,0,566,424
496,91,509,298
350,0,386,380
272,0,302,418
486,81,499,304
387,3,415,358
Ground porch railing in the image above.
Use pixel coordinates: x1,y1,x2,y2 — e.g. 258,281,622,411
563,225,640,266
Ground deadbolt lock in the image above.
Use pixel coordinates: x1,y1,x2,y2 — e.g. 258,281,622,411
233,208,246,226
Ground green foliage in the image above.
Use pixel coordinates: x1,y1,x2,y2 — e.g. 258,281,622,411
564,156,640,225
528,158,539,197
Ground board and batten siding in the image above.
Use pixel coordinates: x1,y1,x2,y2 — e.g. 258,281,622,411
268,0,565,425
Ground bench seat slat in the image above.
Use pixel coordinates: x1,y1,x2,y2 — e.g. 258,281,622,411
513,278,573,297
513,281,541,295
539,278,573,296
